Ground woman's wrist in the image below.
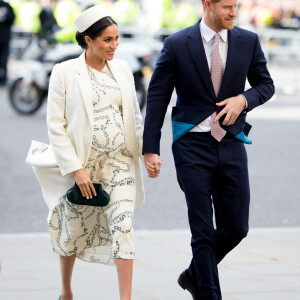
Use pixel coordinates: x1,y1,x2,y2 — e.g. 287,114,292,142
74,168,84,175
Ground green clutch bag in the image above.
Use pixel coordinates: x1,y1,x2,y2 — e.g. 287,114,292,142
66,182,110,207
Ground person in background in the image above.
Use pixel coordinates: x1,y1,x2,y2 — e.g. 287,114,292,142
0,0,15,86
54,0,80,29
143,0,274,299
39,0,60,39
52,0,80,43
13,0,41,33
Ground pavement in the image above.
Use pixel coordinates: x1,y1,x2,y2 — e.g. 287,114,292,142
0,227,300,300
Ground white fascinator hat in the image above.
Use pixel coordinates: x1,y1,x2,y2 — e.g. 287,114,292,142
75,5,111,33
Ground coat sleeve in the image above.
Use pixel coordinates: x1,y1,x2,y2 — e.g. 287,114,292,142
142,37,176,155
47,63,83,176
124,61,144,157
242,34,275,111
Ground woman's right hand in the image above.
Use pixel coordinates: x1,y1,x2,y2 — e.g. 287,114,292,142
74,169,97,199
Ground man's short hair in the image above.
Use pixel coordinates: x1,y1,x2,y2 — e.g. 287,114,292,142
202,0,222,5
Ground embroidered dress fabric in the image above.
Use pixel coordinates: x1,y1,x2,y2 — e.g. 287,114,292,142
48,64,136,265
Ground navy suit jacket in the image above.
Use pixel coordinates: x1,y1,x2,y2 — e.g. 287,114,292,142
143,20,275,155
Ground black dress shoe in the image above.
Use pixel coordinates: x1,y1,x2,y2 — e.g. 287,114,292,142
178,270,201,299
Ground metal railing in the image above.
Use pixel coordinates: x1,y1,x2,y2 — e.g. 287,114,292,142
258,28,300,63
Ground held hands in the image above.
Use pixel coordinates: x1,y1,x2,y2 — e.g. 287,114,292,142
74,168,97,199
144,153,163,178
215,94,246,126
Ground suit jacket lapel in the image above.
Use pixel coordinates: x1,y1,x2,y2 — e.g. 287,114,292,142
218,28,242,99
186,21,216,100
75,52,94,127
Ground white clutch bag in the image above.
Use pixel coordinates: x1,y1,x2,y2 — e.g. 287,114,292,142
25,140,58,167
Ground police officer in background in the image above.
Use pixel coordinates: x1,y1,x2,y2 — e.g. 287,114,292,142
39,0,59,39
0,0,15,86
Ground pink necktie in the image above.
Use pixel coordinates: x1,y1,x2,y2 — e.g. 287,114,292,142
211,33,226,142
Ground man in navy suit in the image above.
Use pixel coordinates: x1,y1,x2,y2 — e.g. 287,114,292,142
143,0,274,299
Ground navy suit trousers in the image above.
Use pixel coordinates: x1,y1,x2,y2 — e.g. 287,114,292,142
173,132,250,300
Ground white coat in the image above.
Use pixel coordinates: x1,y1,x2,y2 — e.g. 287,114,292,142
26,52,145,221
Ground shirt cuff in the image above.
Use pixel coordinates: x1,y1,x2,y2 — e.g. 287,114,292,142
241,94,248,109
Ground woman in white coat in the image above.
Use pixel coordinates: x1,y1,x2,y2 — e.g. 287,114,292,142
27,5,145,300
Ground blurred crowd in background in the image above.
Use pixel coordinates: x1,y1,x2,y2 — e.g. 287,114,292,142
5,0,300,36
238,0,300,29
1,0,299,55
1,0,300,89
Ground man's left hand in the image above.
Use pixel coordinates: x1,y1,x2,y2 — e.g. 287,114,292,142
214,94,246,126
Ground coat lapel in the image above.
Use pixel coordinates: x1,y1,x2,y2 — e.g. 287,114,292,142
218,28,242,99
106,59,131,111
107,59,136,154
186,21,216,100
107,59,131,123
75,52,94,127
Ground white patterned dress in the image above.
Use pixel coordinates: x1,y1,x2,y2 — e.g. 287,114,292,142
48,63,136,265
